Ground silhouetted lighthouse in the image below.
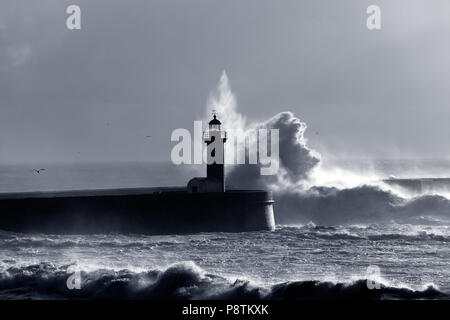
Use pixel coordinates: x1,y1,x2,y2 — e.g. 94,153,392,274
203,112,227,191
187,111,228,193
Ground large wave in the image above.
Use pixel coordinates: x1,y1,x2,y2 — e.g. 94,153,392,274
0,262,445,300
275,186,450,225
207,72,450,225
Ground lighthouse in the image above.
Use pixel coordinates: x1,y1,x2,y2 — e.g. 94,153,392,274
204,112,227,190
187,111,227,193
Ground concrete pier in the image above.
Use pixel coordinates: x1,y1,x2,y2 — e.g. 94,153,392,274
0,187,275,234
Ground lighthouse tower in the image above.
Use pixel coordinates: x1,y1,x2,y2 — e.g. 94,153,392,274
204,112,227,191
187,111,227,193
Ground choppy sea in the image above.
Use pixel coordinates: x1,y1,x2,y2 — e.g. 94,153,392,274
0,160,449,300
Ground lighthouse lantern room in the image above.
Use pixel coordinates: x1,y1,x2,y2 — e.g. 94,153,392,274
187,111,227,193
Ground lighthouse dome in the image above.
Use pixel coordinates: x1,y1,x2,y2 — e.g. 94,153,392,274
209,115,221,125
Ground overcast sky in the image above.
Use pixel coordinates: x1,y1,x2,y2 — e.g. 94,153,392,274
1,0,449,163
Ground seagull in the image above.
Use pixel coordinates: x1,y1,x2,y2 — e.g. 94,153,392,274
31,168,46,174
145,135,152,138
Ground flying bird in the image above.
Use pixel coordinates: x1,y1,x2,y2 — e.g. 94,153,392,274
145,135,152,138
31,169,46,174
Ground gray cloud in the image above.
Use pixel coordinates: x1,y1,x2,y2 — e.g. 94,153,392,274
0,0,449,163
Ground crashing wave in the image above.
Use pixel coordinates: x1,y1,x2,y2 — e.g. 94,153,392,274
274,186,450,225
0,262,446,300
204,72,450,226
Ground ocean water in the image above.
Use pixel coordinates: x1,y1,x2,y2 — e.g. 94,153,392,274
0,161,449,300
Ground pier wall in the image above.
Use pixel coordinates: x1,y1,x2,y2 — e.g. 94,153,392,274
0,189,275,234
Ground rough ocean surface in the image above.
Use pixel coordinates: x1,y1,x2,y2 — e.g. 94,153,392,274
0,160,449,300
0,223,449,300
